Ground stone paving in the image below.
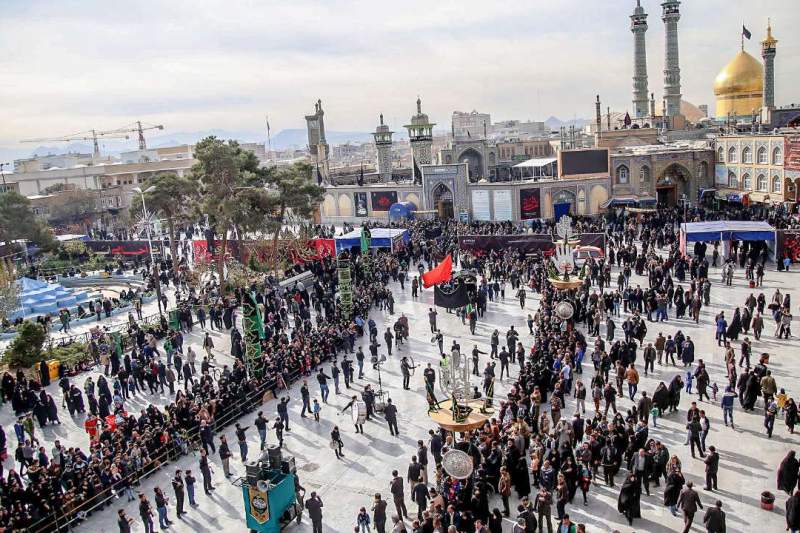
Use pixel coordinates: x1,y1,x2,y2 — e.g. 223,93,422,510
5,259,800,533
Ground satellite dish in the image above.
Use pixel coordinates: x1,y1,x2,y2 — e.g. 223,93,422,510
256,480,270,492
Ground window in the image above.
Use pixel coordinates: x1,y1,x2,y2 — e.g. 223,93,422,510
577,189,586,214
728,172,738,188
742,146,752,163
757,174,767,191
773,176,782,193
773,147,783,165
616,165,629,184
742,173,751,190
757,146,768,164
728,146,737,163
639,165,651,191
717,147,724,162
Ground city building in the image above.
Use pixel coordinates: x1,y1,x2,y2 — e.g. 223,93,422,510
609,141,714,206
713,133,788,204
451,110,491,140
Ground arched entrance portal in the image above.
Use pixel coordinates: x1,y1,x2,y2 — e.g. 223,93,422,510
657,164,690,206
458,148,484,181
432,183,454,219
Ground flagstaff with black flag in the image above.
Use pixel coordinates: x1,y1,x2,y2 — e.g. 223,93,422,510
413,157,422,185
316,161,323,185
357,162,364,186
741,24,751,50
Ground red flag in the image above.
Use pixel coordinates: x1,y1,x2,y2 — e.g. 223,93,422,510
422,254,453,288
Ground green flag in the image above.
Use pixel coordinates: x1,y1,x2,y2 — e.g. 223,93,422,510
361,227,371,253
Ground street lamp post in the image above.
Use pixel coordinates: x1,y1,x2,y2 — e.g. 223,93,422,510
133,186,164,318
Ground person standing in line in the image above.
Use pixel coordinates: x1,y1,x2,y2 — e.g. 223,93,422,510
677,481,703,533
235,422,249,462
219,435,232,477
138,493,155,533
305,492,324,533
277,397,291,431
202,332,214,360
117,509,134,533
412,477,429,520
390,470,408,521
199,448,214,495
184,470,198,507
172,470,186,518
384,399,399,436
154,486,172,530
255,411,268,451
417,440,429,484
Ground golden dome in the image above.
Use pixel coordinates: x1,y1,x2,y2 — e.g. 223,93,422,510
714,50,763,96
714,50,764,117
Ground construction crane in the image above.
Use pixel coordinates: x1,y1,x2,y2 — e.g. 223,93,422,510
20,129,131,158
104,121,164,150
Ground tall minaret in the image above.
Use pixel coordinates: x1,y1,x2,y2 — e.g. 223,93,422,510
761,19,778,109
631,1,649,118
372,114,394,182
661,0,682,121
404,97,435,185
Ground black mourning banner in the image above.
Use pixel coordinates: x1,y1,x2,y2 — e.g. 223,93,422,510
519,188,541,219
434,274,477,309
370,191,398,211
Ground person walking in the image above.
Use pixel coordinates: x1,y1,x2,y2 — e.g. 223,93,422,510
384,398,399,436
703,500,726,533
704,446,719,491
372,493,388,533
390,470,408,521
172,470,186,518
305,492,324,533
677,481,703,533
331,426,344,459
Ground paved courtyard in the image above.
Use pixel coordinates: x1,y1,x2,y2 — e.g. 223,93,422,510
5,257,800,532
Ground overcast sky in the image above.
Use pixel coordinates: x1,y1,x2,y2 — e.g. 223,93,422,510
1,0,798,146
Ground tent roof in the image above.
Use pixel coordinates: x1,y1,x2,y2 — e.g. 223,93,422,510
513,157,557,168
680,220,775,242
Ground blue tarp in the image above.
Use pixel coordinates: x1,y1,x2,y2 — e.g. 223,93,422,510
388,202,416,221
334,228,410,253
681,221,775,243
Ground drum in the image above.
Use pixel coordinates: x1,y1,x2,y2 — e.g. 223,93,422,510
351,402,367,425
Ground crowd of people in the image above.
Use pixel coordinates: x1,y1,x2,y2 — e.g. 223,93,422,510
1,205,800,532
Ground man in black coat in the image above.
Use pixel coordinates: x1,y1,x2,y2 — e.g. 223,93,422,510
702,500,726,533
305,492,324,533
704,446,719,491
383,398,399,436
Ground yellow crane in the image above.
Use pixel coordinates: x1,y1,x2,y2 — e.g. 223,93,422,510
21,121,165,157
20,128,132,158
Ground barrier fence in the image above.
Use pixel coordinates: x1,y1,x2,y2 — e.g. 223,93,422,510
26,364,303,533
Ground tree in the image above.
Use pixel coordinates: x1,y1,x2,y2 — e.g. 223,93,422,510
0,259,20,322
4,320,47,367
0,192,57,253
48,189,97,224
129,172,196,263
190,137,276,290
264,161,325,257
61,240,87,261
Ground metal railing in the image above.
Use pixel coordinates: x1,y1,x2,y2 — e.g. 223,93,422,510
25,357,312,532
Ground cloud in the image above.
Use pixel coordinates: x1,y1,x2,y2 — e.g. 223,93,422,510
0,0,797,146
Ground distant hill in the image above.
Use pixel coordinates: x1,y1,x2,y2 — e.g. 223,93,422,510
271,129,379,150
545,116,589,130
